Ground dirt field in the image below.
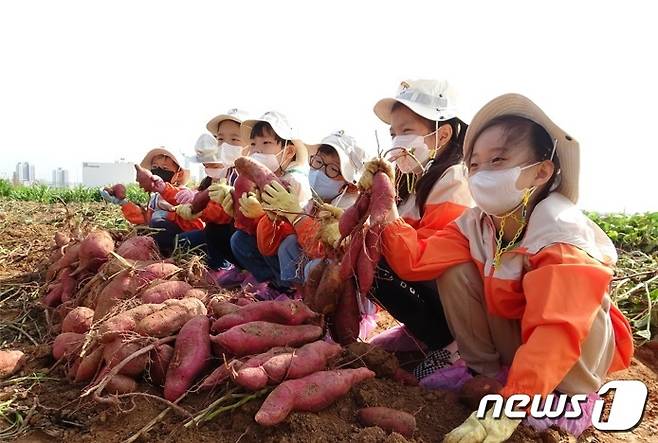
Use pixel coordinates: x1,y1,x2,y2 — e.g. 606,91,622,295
1,200,656,442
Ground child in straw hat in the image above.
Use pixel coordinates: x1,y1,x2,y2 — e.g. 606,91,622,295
379,93,633,441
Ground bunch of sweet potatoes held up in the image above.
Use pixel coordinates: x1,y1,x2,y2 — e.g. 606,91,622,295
41,230,418,432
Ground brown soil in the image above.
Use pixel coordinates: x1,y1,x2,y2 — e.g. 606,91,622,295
1,200,657,443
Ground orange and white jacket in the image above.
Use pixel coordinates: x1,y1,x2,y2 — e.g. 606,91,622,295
295,191,359,259
397,164,473,239
382,192,633,398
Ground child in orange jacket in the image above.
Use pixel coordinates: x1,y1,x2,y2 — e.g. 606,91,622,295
101,147,202,256
380,93,633,441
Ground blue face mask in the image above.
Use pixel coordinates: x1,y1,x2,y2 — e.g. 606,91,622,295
309,169,345,201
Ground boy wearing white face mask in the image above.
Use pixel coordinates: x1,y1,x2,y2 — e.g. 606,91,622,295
381,94,633,442
175,109,251,285
227,111,312,299
362,80,473,372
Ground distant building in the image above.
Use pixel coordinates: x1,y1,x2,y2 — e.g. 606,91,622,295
14,162,36,185
52,168,70,188
82,161,135,187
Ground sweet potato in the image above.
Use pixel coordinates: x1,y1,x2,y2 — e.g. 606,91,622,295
129,262,181,289
459,375,503,410
199,363,234,391
105,373,138,394
134,164,163,192
235,341,341,391
310,262,344,315
331,279,360,345
184,288,208,302
392,368,419,386
93,272,135,322
98,303,162,341
234,156,282,191
74,346,104,383
54,231,71,248
357,407,417,437
136,297,207,338
103,338,148,377
369,172,395,224
112,183,126,200
209,300,240,318
62,307,94,334
47,243,80,281
255,368,376,426
339,193,370,238
357,225,381,295
116,236,159,261
232,174,258,235
52,332,84,360
339,228,363,280
0,350,25,379
71,230,115,276
140,281,193,304
211,300,318,333
148,343,174,386
190,188,211,214
302,259,327,309
211,322,323,356
164,316,211,401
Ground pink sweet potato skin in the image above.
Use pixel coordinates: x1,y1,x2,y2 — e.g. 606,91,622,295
331,279,360,345
209,300,240,318
190,189,210,214
357,407,417,437
0,350,26,379
211,322,323,356
103,338,148,377
234,156,282,190
310,262,343,315
105,374,138,394
140,281,193,304
93,272,135,322
369,172,395,224
148,343,175,387
136,298,207,338
47,243,80,281
255,368,376,426
74,346,104,383
62,307,94,334
112,184,127,200
232,174,258,235
72,230,115,276
116,236,159,261
211,300,318,333
52,332,84,360
164,316,211,401
99,303,162,342
235,341,341,391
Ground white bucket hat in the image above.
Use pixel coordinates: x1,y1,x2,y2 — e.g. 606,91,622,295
206,108,250,137
193,133,220,163
374,79,458,124
308,130,366,184
240,111,296,143
463,93,579,204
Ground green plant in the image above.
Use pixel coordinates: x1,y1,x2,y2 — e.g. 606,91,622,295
587,212,658,254
0,180,148,205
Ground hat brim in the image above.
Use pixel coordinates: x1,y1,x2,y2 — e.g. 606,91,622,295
139,147,190,186
463,93,579,204
241,118,295,143
306,142,360,185
374,97,459,125
206,114,243,136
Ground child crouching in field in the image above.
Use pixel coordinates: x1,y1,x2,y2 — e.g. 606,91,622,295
101,147,203,256
379,93,633,441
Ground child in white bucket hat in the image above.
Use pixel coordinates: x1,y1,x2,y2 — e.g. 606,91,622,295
380,93,633,441
363,80,473,372
224,110,312,299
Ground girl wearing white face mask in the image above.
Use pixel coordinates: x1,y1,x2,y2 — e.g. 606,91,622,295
361,80,472,371
381,94,632,442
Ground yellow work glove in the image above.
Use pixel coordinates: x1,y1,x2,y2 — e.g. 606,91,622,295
239,192,265,219
443,409,521,443
208,180,232,204
175,203,202,220
317,203,343,249
358,158,395,190
221,192,235,218
261,181,302,223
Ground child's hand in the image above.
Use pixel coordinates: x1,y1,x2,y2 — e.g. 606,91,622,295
320,218,341,248
175,203,201,220
261,181,302,223
359,158,395,190
317,203,344,220
208,180,233,204
239,192,265,219
99,189,126,206
175,189,195,204
221,193,235,217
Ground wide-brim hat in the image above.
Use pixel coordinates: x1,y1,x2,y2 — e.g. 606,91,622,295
463,93,579,203
206,108,250,137
240,110,296,143
139,147,190,185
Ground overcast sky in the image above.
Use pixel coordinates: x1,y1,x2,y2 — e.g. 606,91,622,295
0,1,656,212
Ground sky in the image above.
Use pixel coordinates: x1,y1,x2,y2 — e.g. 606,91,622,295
0,1,656,213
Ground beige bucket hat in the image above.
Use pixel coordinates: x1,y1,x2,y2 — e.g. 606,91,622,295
206,108,250,137
139,146,190,185
463,93,579,204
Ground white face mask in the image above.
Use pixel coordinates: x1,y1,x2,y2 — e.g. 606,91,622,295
205,166,226,180
219,143,243,167
310,169,345,201
250,151,282,173
389,130,438,174
468,162,539,216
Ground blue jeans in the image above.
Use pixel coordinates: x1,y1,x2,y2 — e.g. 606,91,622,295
230,230,303,288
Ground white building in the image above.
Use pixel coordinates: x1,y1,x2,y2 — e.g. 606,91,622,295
52,168,70,188
82,161,135,187
14,162,36,184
